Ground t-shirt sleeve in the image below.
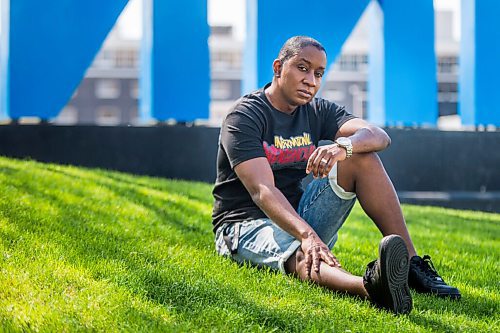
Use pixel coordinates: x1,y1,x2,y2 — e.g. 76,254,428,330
319,99,357,140
220,109,266,169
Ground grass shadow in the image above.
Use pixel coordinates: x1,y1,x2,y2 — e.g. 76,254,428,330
42,165,213,239
0,189,321,331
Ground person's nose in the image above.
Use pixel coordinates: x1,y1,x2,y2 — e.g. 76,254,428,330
303,71,317,87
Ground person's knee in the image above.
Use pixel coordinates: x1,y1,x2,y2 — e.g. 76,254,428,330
340,152,383,175
352,152,381,167
337,152,385,192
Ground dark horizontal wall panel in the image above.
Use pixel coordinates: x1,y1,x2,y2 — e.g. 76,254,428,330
1,126,499,194
398,191,500,213
0,125,220,183
381,128,500,192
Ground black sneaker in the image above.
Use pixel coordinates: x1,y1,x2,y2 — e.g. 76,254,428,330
409,255,461,299
363,235,413,314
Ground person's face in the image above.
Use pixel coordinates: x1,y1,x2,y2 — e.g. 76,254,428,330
275,45,327,107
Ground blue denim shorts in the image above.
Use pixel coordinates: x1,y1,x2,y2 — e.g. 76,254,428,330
215,164,357,274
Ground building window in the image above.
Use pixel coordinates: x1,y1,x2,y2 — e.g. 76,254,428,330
333,54,368,72
116,50,138,68
95,80,121,99
438,82,458,93
130,80,139,99
211,81,231,100
96,106,121,125
211,51,242,70
437,92,458,103
437,56,459,74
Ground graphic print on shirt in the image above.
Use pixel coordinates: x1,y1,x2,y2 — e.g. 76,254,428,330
263,132,316,170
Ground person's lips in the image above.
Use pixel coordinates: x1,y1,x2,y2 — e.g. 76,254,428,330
297,89,313,99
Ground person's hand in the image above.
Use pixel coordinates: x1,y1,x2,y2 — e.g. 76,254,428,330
306,144,347,178
301,233,341,278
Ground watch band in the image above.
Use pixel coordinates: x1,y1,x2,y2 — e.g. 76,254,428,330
335,138,353,159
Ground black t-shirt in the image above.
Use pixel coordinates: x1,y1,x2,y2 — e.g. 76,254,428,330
211,84,356,232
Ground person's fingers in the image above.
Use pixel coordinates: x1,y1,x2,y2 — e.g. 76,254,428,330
317,156,329,178
316,151,328,177
329,252,341,267
313,247,321,273
309,146,344,177
322,251,336,267
303,240,341,276
319,153,336,178
311,150,328,178
304,250,312,277
306,149,319,174
308,153,321,178
322,158,337,178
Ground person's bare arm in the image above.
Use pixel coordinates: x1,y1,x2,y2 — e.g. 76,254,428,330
337,118,391,152
234,157,340,276
307,118,391,178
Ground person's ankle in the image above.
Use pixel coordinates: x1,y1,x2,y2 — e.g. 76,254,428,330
361,286,370,299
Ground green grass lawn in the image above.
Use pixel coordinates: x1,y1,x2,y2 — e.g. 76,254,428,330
0,156,498,332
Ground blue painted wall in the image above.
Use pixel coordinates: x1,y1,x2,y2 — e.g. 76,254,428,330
460,0,500,126
243,0,370,94
379,0,437,126
6,0,128,120
475,0,500,126
1,0,498,127
141,0,210,122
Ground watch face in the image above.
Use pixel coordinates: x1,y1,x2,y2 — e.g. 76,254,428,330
337,137,351,146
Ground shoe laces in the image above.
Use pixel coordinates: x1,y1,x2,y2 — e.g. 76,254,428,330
415,255,444,282
364,260,377,283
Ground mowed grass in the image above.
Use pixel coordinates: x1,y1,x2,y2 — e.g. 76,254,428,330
0,156,498,332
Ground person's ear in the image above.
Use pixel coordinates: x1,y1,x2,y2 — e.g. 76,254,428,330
272,59,282,77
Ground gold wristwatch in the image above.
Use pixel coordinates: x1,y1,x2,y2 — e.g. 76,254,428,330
334,137,353,159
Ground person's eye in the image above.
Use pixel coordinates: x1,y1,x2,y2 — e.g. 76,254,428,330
315,72,324,78
298,65,308,72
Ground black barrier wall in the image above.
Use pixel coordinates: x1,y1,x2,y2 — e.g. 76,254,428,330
0,125,220,182
380,129,500,192
1,125,499,212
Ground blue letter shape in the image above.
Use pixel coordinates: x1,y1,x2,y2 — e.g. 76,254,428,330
141,0,210,122
460,0,500,126
243,0,370,94
378,0,437,126
6,0,128,120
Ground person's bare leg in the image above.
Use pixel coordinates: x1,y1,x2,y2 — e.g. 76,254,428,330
285,250,369,298
337,152,417,257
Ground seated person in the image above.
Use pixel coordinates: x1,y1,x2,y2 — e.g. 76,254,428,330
212,36,460,314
